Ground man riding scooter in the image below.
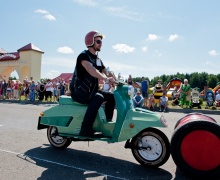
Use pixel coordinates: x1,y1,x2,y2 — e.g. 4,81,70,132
70,31,116,138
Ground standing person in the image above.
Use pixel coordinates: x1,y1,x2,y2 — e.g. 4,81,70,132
11,80,15,99
127,75,133,85
45,79,53,102
29,80,36,102
6,80,12,99
39,80,46,101
154,79,163,106
60,79,65,96
2,79,7,100
57,78,61,100
162,84,167,95
52,80,58,102
66,79,72,96
24,83,30,100
18,82,23,100
0,80,3,100
14,80,19,100
141,77,149,107
70,31,116,138
178,79,191,108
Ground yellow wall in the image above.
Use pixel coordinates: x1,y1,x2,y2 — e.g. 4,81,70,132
0,50,43,81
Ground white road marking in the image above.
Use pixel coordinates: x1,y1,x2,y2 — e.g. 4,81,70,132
0,148,128,180
0,125,3,126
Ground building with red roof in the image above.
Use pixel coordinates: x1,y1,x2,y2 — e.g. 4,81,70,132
0,43,43,81
51,73,73,82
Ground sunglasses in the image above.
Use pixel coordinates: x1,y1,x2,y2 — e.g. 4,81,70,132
95,40,102,44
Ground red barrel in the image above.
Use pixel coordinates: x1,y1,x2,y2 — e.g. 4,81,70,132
171,113,220,179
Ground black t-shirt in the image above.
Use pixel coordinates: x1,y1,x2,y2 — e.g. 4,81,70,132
76,50,105,79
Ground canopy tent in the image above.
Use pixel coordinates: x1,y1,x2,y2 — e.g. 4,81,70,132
51,73,73,82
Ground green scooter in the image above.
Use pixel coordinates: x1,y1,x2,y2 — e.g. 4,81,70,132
37,81,170,167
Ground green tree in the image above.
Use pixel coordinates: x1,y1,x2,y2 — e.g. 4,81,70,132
216,74,220,83
190,72,200,89
199,72,208,87
132,72,219,90
207,74,218,88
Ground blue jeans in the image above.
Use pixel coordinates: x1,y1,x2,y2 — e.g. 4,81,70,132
133,99,143,108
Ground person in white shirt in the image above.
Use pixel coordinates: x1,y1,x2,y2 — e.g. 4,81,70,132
103,82,110,92
159,92,168,112
45,79,53,102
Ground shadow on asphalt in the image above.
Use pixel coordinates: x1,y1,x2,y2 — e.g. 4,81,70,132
17,145,189,180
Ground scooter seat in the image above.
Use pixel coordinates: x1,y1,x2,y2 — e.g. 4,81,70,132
59,95,87,106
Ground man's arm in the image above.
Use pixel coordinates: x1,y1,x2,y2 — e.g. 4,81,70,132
102,68,117,80
82,60,111,82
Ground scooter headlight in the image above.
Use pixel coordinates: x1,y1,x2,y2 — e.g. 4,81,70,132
160,115,168,127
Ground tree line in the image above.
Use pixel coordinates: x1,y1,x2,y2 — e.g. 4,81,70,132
132,72,220,91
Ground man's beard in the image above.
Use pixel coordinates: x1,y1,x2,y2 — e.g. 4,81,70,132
93,46,101,52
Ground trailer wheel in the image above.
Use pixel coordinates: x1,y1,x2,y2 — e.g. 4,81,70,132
171,121,220,179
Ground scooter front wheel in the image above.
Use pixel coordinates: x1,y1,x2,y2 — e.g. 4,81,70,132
47,126,72,149
131,128,170,167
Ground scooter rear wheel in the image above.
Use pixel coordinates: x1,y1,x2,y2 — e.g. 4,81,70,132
131,128,170,167
47,126,72,149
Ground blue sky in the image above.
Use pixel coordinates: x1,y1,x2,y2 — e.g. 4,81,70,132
2,0,220,80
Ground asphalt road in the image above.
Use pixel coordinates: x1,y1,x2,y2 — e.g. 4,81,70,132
0,103,219,180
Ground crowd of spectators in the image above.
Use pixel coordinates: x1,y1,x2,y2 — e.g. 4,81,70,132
1,75,219,110
0,77,71,103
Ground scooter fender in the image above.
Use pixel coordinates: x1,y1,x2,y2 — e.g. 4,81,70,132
38,103,87,134
117,108,167,142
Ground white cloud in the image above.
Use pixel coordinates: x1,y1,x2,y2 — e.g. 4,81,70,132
74,1,144,21
103,6,145,22
104,61,137,71
42,57,75,68
44,70,60,79
142,46,148,52
57,46,74,54
44,14,56,21
152,50,162,57
112,44,135,53
208,50,219,57
74,0,97,7
35,9,48,14
146,34,160,41
168,34,180,42
35,9,56,21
